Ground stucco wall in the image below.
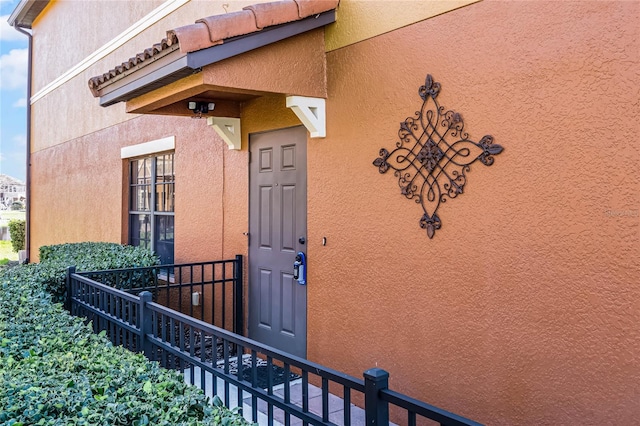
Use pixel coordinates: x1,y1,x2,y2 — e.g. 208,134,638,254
25,0,638,424
31,0,165,93
325,0,479,51
29,114,231,263
307,0,639,424
29,0,277,152
28,0,472,152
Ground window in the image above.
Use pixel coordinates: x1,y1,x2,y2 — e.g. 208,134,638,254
129,153,175,264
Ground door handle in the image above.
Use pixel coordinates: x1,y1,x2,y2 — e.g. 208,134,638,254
293,252,306,285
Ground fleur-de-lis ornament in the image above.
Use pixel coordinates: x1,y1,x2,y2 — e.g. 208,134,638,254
373,75,503,238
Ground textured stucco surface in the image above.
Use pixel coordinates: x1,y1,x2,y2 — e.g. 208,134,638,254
30,114,230,263
31,0,165,94
29,0,277,151
325,0,479,51
26,0,639,424
308,1,639,424
30,93,300,327
202,29,327,99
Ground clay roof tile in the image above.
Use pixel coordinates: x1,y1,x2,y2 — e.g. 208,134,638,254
294,0,339,18
89,0,339,97
168,21,213,54
194,10,259,47
243,1,299,29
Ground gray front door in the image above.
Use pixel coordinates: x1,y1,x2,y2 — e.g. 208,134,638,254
249,126,307,358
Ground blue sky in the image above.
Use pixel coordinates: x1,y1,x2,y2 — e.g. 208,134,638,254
0,0,28,181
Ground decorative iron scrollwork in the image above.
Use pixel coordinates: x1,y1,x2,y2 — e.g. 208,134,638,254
373,75,503,238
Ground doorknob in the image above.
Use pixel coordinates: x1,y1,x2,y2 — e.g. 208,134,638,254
298,237,306,244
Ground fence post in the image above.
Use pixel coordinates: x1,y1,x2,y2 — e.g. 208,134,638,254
138,291,153,359
364,368,390,425
65,266,76,312
234,255,244,336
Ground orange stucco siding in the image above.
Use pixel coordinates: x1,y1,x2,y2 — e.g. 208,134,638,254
24,0,638,424
30,114,231,263
307,1,639,424
202,29,328,99
29,0,282,151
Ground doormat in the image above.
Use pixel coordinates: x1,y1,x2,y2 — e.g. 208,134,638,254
222,355,300,389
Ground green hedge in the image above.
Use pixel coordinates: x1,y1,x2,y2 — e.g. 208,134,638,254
7,220,25,253
31,242,160,303
39,242,159,269
0,245,250,425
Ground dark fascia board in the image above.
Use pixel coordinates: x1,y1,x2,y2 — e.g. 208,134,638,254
99,52,190,107
8,0,50,29
98,10,336,107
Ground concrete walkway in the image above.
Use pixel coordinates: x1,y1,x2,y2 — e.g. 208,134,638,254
185,364,279,425
184,358,371,425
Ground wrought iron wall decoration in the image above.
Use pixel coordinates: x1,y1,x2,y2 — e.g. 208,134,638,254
373,75,503,238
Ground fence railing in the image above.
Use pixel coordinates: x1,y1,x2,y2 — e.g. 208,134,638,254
68,271,143,353
74,256,243,335
66,268,482,426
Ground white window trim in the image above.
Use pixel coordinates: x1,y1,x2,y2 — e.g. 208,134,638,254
31,0,190,104
121,136,175,159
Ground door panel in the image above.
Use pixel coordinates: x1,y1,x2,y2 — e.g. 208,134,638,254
259,186,273,248
281,185,296,251
249,126,307,358
280,273,296,335
259,269,273,328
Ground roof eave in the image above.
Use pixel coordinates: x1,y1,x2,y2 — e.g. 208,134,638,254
8,0,50,29
99,53,191,107
97,10,336,107
187,9,336,69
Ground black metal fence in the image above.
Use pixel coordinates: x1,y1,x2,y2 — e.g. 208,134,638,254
74,256,243,335
68,271,143,353
66,266,482,426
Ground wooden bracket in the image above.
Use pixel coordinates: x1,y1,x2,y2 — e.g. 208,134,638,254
207,117,241,150
286,96,326,138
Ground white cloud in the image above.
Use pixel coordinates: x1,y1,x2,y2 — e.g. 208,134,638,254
12,134,26,146
12,97,26,107
0,48,27,90
0,15,27,41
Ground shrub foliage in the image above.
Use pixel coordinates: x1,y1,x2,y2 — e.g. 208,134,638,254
39,242,159,270
34,242,160,302
0,243,249,425
7,220,25,253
